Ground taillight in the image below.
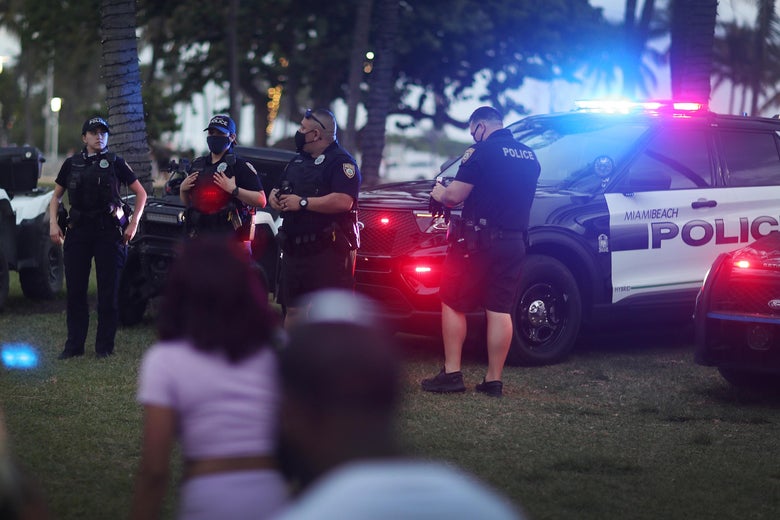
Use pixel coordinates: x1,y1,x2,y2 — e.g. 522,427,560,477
734,259,751,269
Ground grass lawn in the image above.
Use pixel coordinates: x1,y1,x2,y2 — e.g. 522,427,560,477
1,273,779,519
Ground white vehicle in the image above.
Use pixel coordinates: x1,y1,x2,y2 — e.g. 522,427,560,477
0,146,64,309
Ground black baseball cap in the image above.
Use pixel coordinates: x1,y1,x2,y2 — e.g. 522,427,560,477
82,116,110,135
204,114,236,134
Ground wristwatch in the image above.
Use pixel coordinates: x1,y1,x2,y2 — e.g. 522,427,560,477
299,197,309,209
231,186,239,197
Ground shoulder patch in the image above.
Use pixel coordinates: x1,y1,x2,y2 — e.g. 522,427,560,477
245,162,258,175
343,163,356,179
461,147,475,164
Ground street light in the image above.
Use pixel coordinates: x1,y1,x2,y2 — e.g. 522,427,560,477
50,97,61,161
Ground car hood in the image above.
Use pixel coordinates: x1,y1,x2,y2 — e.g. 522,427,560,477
359,179,590,210
359,180,435,208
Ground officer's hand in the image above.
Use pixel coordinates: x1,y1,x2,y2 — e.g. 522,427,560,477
430,181,446,202
277,194,301,212
123,220,138,245
214,172,236,194
269,189,283,211
180,173,197,192
49,224,64,245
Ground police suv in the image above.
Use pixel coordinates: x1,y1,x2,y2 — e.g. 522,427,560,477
355,101,780,365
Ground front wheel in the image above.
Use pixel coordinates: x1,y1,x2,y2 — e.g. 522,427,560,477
507,255,582,366
19,229,64,299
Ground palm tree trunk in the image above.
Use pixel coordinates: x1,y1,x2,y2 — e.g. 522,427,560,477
360,0,399,188
669,0,718,107
100,0,153,194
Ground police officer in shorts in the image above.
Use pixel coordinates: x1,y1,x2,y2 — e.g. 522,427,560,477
49,116,148,359
178,114,267,244
268,109,361,327
422,106,540,397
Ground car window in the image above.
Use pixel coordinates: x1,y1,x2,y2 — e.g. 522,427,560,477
513,118,649,189
720,130,780,187
617,128,711,191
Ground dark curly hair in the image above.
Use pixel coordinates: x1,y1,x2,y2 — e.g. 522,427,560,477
156,236,280,362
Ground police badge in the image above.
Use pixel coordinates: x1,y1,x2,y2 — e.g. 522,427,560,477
99,159,109,168
217,162,228,173
315,154,325,165
343,163,356,178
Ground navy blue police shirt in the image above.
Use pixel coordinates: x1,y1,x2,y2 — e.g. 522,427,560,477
281,141,361,235
455,128,540,231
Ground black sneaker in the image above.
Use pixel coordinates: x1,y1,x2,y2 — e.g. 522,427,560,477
421,368,466,393
475,379,503,397
57,349,84,360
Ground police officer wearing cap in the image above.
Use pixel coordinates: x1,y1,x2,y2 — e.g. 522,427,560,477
49,116,148,359
421,106,540,397
268,108,361,327
178,114,266,243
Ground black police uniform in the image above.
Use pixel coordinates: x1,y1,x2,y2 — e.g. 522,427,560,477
438,128,541,314
56,148,138,357
276,140,361,307
185,146,262,241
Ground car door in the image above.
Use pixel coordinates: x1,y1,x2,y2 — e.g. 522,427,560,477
604,125,722,304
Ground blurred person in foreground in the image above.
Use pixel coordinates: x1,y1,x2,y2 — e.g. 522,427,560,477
422,106,540,397
130,236,288,520
273,290,524,519
267,109,361,327
49,115,147,359
1,408,50,519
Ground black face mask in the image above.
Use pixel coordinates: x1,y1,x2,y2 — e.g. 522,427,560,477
207,135,231,154
294,130,315,153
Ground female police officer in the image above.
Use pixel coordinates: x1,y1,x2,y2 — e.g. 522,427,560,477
48,116,147,359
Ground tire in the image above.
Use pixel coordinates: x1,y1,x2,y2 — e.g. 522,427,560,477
718,367,780,392
118,248,149,326
507,255,582,366
18,229,64,300
0,250,8,310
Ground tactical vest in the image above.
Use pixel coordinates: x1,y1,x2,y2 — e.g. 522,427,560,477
186,153,252,240
284,152,352,234
67,152,119,212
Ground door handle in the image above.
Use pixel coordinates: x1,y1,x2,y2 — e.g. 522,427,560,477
691,199,717,209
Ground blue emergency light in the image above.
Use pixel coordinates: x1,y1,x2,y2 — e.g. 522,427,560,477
1,343,40,369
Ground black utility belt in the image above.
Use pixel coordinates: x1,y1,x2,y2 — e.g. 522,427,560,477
280,225,352,256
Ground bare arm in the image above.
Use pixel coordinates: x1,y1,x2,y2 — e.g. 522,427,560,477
129,404,176,520
431,179,473,207
124,180,148,244
48,184,66,245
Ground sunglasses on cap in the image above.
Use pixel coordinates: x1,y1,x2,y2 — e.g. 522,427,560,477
305,108,326,130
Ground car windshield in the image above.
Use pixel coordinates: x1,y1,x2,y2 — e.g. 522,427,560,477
436,114,651,193
510,115,650,191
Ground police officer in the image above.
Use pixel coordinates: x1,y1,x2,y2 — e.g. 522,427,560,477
268,109,361,327
421,106,540,397
48,116,148,359
178,114,266,243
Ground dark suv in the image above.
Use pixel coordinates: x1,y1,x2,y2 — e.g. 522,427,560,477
356,101,780,365
118,146,294,325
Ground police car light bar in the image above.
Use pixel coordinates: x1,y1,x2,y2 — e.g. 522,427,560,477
574,100,703,114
